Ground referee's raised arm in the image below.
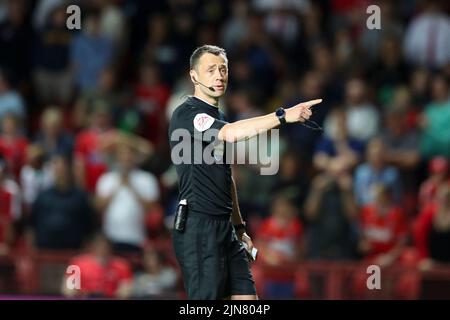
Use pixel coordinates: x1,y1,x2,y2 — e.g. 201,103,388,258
217,98,322,143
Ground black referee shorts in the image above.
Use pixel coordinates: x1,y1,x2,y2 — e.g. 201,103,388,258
172,212,256,300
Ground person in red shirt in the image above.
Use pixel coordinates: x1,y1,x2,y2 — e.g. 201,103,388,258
134,62,170,147
414,184,450,261
0,155,21,256
418,156,449,210
0,114,28,179
62,232,133,298
73,103,114,193
358,183,409,266
255,196,304,266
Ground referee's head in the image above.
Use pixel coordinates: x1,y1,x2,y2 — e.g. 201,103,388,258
189,45,228,99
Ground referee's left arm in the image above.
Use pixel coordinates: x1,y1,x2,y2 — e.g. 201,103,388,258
230,174,253,250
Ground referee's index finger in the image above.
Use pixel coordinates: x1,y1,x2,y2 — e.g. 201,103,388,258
301,99,322,108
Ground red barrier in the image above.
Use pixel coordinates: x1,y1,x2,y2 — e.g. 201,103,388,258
2,250,450,299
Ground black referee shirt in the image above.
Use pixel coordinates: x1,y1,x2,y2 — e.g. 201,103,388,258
169,96,232,217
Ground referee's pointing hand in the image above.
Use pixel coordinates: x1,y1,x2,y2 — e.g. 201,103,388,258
285,99,322,123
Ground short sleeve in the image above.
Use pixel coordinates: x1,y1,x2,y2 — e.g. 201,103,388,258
136,173,160,201
180,106,228,141
96,173,117,198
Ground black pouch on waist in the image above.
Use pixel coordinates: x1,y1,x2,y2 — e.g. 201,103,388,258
174,199,188,232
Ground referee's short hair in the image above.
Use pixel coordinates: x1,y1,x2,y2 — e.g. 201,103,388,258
190,45,227,70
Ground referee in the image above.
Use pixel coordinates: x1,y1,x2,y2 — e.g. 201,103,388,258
169,45,321,300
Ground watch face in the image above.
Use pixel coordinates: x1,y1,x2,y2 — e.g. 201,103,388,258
276,108,285,117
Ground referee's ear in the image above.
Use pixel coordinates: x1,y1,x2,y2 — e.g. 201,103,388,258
189,69,198,85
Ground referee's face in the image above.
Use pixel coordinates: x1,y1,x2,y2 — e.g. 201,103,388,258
191,53,228,98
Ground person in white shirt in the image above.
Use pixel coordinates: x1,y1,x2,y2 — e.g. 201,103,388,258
344,78,380,143
20,144,53,210
96,144,159,255
403,0,450,69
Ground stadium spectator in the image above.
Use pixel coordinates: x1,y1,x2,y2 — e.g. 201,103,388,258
270,151,309,210
73,102,113,193
369,35,410,99
73,67,120,130
344,77,380,143
380,106,420,214
354,138,402,206
127,246,179,299
255,196,304,266
304,173,359,260
358,183,409,266
0,154,21,255
0,0,31,86
28,154,94,250
0,113,28,178
315,108,364,175
139,13,179,86
34,107,74,161
95,144,159,255
380,106,420,171
19,144,53,211
32,4,73,105
62,232,133,298
414,184,450,263
70,8,114,92
419,73,450,160
403,0,450,69
418,156,450,210
95,0,127,52
134,62,170,147
0,70,26,125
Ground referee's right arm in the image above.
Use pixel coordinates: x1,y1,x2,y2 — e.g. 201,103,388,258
218,99,322,143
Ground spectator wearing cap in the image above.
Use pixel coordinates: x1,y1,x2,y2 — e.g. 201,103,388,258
419,156,450,210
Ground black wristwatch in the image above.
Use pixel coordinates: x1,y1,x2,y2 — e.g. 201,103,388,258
234,222,246,233
275,107,286,125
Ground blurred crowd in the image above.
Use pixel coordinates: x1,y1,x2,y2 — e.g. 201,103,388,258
0,0,449,298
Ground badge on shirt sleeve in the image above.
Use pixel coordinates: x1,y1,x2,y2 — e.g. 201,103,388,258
193,113,215,132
